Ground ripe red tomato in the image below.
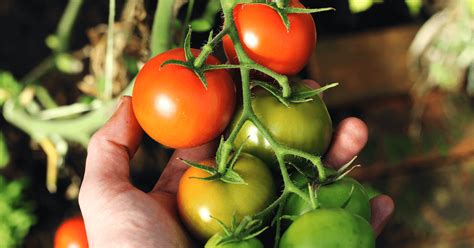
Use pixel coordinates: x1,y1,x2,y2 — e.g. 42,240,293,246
223,1,316,75
54,216,88,248
132,48,236,148
177,154,275,241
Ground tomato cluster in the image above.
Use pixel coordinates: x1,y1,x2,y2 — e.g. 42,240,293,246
131,0,375,247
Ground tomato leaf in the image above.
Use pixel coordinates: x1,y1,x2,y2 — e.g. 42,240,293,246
290,82,338,103
183,25,194,62
179,158,215,175
221,170,246,184
0,71,22,106
252,80,289,107
285,7,335,14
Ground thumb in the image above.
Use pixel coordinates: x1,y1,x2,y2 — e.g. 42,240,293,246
81,96,143,192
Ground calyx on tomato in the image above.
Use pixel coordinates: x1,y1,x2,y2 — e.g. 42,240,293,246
204,216,266,248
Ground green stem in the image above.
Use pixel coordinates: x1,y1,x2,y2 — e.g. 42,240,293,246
103,0,116,100
193,26,230,68
180,0,196,47
151,0,176,56
56,0,84,53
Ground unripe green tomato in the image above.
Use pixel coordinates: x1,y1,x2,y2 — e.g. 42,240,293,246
231,83,333,171
280,208,375,248
205,233,264,248
284,176,371,221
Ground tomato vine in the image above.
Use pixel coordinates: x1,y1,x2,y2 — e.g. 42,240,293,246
176,0,336,245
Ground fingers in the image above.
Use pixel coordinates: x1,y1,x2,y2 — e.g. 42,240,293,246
152,140,218,194
83,96,143,186
370,195,395,236
325,117,368,168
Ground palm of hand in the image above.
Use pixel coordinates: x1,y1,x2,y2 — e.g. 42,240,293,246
79,94,393,247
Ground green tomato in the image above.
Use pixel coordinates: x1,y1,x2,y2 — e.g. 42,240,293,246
231,82,333,170
284,176,371,221
280,208,375,248
177,153,276,241
205,233,264,248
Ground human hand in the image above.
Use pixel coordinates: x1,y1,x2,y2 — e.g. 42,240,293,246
79,82,394,247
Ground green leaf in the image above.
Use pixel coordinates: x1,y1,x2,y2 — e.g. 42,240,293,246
285,7,335,14
290,82,338,103
183,26,194,62
221,170,246,184
179,158,215,174
0,132,10,168
210,215,232,236
252,81,289,106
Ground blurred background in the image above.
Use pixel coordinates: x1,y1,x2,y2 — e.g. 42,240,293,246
0,0,473,247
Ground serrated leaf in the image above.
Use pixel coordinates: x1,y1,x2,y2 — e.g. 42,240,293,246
285,7,335,14
194,69,208,89
221,170,246,184
290,82,338,102
179,158,215,174
0,132,10,168
184,26,194,62
253,81,289,106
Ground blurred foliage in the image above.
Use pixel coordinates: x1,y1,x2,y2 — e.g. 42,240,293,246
0,132,9,168
0,176,36,247
0,71,22,107
349,0,422,15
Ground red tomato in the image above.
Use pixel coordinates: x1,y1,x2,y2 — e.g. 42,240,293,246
132,48,236,148
54,216,88,248
223,1,316,75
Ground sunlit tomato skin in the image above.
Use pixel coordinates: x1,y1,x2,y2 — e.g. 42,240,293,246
205,233,264,248
177,153,275,241
223,1,316,75
231,83,332,170
284,176,372,221
132,48,236,148
280,208,375,248
54,216,88,248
